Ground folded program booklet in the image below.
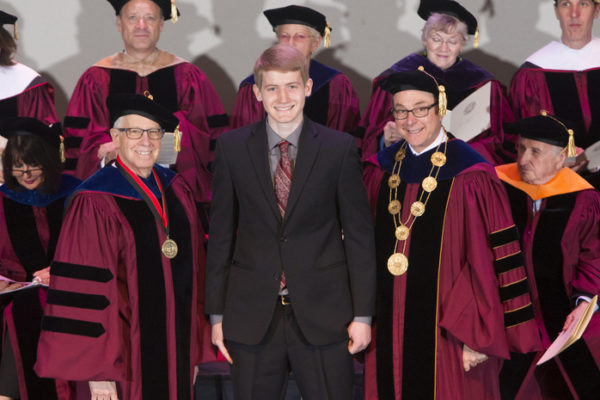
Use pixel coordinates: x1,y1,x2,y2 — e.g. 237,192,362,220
537,295,598,365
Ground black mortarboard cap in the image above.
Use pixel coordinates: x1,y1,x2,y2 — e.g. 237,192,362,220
264,5,330,37
0,117,61,150
379,67,459,114
504,112,575,149
380,70,442,97
106,0,180,21
107,93,179,132
418,0,478,35
0,10,17,26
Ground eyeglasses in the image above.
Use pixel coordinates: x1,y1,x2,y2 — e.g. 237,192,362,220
12,168,43,178
390,103,438,120
428,35,462,48
117,127,165,140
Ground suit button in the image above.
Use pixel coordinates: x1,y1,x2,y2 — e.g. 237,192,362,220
280,236,287,242
272,272,280,281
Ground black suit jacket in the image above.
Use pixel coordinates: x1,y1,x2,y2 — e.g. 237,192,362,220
205,118,376,346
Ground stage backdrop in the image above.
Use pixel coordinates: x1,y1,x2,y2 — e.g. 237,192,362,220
1,0,598,117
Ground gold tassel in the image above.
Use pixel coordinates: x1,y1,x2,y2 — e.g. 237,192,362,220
171,0,178,23
59,136,66,163
14,21,18,40
438,86,447,117
418,66,447,116
567,129,576,158
540,110,577,156
174,124,181,153
473,26,479,48
323,22,331,48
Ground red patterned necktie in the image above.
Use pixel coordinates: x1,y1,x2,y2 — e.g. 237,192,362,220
274,140,292,290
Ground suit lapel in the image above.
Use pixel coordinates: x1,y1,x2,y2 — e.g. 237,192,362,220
284,120,320,222
246,122,281,220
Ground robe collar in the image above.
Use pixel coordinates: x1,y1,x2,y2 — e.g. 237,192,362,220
524,38,600,71
496,163,593,200
70,164,175,202
0,174,81,207
373,138,489,183
383,53,493,90
239,59,340,93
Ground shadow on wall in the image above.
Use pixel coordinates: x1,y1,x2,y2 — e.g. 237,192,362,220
192,54,237,113
473,0,557,88
314,46,371,111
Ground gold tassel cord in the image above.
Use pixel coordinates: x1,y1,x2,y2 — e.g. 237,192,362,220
567,129,576,158
474,26,479,48
59,136,66,163
438,86,447,117
174,124,181,153
14,21,18,40
323,23,331,48
539,110,577,156
171,0,178,23
417,66,447,117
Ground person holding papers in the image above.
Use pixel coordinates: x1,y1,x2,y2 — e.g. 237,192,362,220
0,118,79,400
358,0,516,165
497,113,600,400
362,69,540,400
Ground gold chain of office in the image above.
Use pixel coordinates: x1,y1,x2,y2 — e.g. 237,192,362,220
387,133,448,276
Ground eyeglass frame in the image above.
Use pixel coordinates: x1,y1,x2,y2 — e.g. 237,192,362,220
427,34,463,48
390,103,438,120
115,127,166,140
11,167,44,178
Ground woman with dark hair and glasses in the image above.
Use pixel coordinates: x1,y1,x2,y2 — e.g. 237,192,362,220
0,118,80,400
359,0,517,166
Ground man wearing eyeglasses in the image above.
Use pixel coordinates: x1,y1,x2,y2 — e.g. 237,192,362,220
362,69,541,399
36,93,207,400
61,0,228,223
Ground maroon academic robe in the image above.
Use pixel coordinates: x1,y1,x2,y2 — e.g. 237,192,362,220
63,54,229,203
510,65,600,150
35,166,211,400
358,53,516,165
0,175,80,400
0,63,58,126
363,139,540,400
229,59,361,135
497,164,600,400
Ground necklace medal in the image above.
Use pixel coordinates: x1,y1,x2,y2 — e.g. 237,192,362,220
116,156,178,259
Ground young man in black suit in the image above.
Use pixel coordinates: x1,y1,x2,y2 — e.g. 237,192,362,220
205,44,376,399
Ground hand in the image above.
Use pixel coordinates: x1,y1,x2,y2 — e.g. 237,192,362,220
211,322,233,364
98,142,117,161
562,301,589,332
33,266,51,285
347,321,371,354
0,280,25,293
383,121,401,148
462,344,488,372
193,365,199,385
89,381,118,400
